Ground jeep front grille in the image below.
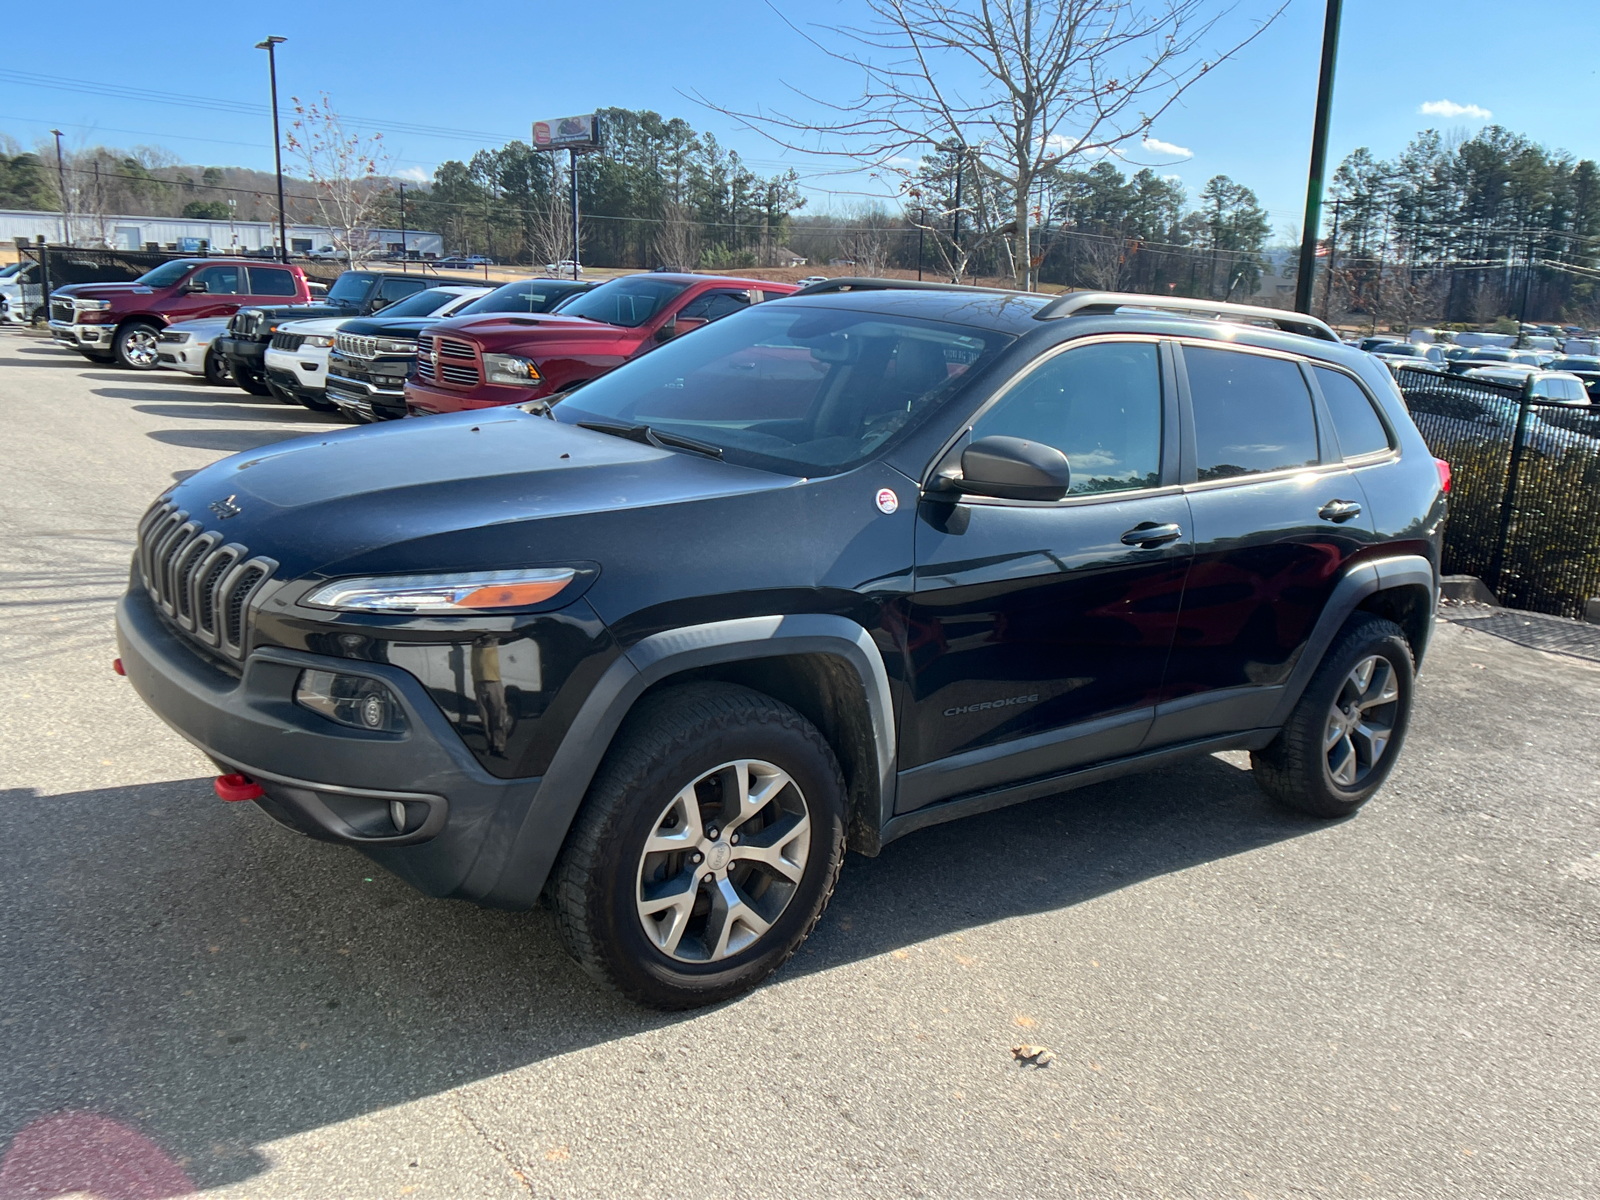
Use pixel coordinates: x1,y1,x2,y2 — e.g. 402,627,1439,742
230,310,264,338
336,332,377,358
135,500,277,662
270,331,305,351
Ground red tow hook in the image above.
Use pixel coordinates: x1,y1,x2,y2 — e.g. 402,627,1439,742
214,773,264,802
112,658,126,676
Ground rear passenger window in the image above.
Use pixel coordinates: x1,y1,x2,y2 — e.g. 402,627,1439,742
1185,347,1319,481
248,267,299,296
973,341,1163,494
1313,367,1392,458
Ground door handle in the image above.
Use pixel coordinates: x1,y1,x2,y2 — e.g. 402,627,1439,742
1121,522,1183,548
1318,499,1363,523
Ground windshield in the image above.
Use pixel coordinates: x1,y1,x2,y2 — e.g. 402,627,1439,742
554,303,1010,476
1466,349,1514,362
0,264,18,279
1550,357,1600,372
326,273,375,304
556,277,690,327
456,280,580,316
374,288,462,318
134,260,201,289
1373,343,1420,355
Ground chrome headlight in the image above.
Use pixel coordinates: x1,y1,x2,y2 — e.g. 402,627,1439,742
77,299,112,311
303,334,335,349
303,568,577,613
483,353,543,387
376,337,417,355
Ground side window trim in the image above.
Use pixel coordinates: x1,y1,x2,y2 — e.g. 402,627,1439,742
923,333,1174,506
1172,337,1345,490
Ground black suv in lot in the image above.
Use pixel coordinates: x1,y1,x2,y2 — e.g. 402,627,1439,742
117,284,1445,1009
327,278,594,421
216,269,481,400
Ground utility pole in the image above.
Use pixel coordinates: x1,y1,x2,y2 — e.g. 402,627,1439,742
51,129,69,245
570,149,580,281
1320,197,1343,321
951,149,964,283
917,207,925,281
255,36,289,264
1518,226,1536,342
1294,0,1344,314
397,181,407,272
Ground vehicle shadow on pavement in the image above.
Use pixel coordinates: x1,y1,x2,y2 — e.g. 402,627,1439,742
131,403,340,424
0,754,1311,1190
144,428,333,452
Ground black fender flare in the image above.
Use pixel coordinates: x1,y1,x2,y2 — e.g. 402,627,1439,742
1266,554,1436,728
478,614,896,909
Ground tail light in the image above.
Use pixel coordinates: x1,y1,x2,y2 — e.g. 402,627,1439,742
1434,458,1451,494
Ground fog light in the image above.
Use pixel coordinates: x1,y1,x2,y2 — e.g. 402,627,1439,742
294,670,407,732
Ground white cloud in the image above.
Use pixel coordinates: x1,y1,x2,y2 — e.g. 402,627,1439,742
395,165,430,182
1142,136,1193,159
1419,100,1492,120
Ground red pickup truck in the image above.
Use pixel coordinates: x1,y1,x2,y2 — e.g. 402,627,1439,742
49,258,311,369
404,273,797,415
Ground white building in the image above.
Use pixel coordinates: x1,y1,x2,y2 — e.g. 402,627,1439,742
0,209,443,258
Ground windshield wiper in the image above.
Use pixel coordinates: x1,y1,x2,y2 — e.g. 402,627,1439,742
576,420,723,460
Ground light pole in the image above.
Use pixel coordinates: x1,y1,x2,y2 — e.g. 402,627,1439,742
1293,0,1344,315
51,129,68,245
255,36,289,264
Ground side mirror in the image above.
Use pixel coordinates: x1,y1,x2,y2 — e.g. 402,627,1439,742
946,435,1071,502
183,280,209,294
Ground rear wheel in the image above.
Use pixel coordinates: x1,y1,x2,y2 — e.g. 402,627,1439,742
113,321,162,370
1252,613,1414,818
203,348,234,387
552,683,847,1009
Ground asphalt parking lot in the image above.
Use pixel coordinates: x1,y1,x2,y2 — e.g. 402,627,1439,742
2,326,1598,1199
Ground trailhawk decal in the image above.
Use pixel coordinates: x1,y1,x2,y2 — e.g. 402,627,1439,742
944,693,1039,718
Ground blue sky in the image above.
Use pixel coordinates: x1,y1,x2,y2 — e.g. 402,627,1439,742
2,0,1595,241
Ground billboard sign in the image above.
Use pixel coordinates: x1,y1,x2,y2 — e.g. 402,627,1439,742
532,114,600,152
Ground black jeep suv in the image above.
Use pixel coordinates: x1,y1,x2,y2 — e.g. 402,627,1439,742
327,278,594,421
216,269,481,403
117,284,1445,1009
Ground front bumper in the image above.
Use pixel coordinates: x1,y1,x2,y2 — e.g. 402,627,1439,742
405,379,534,416
157,340,210,374
216,335,267,376
326,372,406,421
264,347,328,401
116,586,545,904
49,320,113,350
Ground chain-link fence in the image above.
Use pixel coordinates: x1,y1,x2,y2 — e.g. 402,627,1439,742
1399,367,1600,617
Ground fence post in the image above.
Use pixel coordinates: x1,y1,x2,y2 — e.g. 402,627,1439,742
1487,391,1534,594
37,244,51,325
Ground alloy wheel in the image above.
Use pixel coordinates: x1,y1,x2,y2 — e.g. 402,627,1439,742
122,327,159,367
1323,655,1400,788
635,759,811,963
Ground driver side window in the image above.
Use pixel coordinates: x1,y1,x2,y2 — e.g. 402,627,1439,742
972,340,1164,495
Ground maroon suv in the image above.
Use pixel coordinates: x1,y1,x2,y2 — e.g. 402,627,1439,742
49,258,310,369
404,273,797,414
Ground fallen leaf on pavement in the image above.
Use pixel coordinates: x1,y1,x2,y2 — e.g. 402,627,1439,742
1011,1044,1055,1067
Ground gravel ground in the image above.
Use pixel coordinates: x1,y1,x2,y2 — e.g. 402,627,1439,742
2,327,1598,1199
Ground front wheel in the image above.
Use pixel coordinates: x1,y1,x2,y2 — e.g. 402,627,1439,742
294,391,339,413
552,683,847,1009
203,348,234,387
113,321,162,370
234,371,271,397
1252,613,1415,818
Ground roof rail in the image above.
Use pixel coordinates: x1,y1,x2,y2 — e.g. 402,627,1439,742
790,277,1021,298
1033,291,1340,342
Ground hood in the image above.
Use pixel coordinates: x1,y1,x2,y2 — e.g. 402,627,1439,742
239,302,353,324
337,315,448,338
276,316,348,335
55,282,154,301
164,317,231,335
428,312,633,350
163,409,793,581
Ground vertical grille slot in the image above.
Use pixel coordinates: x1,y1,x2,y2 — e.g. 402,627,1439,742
134,499,276,661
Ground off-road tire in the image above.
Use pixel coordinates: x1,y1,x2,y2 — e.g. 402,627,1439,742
551,683,847,1009
294,391,339,413
234,371,272,397
203,348,234,387
113,320,162,371
1252,613,1414,818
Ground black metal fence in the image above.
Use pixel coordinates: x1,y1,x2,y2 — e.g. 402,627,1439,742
1399,367,1600,617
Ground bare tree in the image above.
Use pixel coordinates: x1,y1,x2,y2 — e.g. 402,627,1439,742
708,0,1284,290
1079,231,1132,290
842,206,897,274
653,199,702,270
527,172,575,270
284,94,393,262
